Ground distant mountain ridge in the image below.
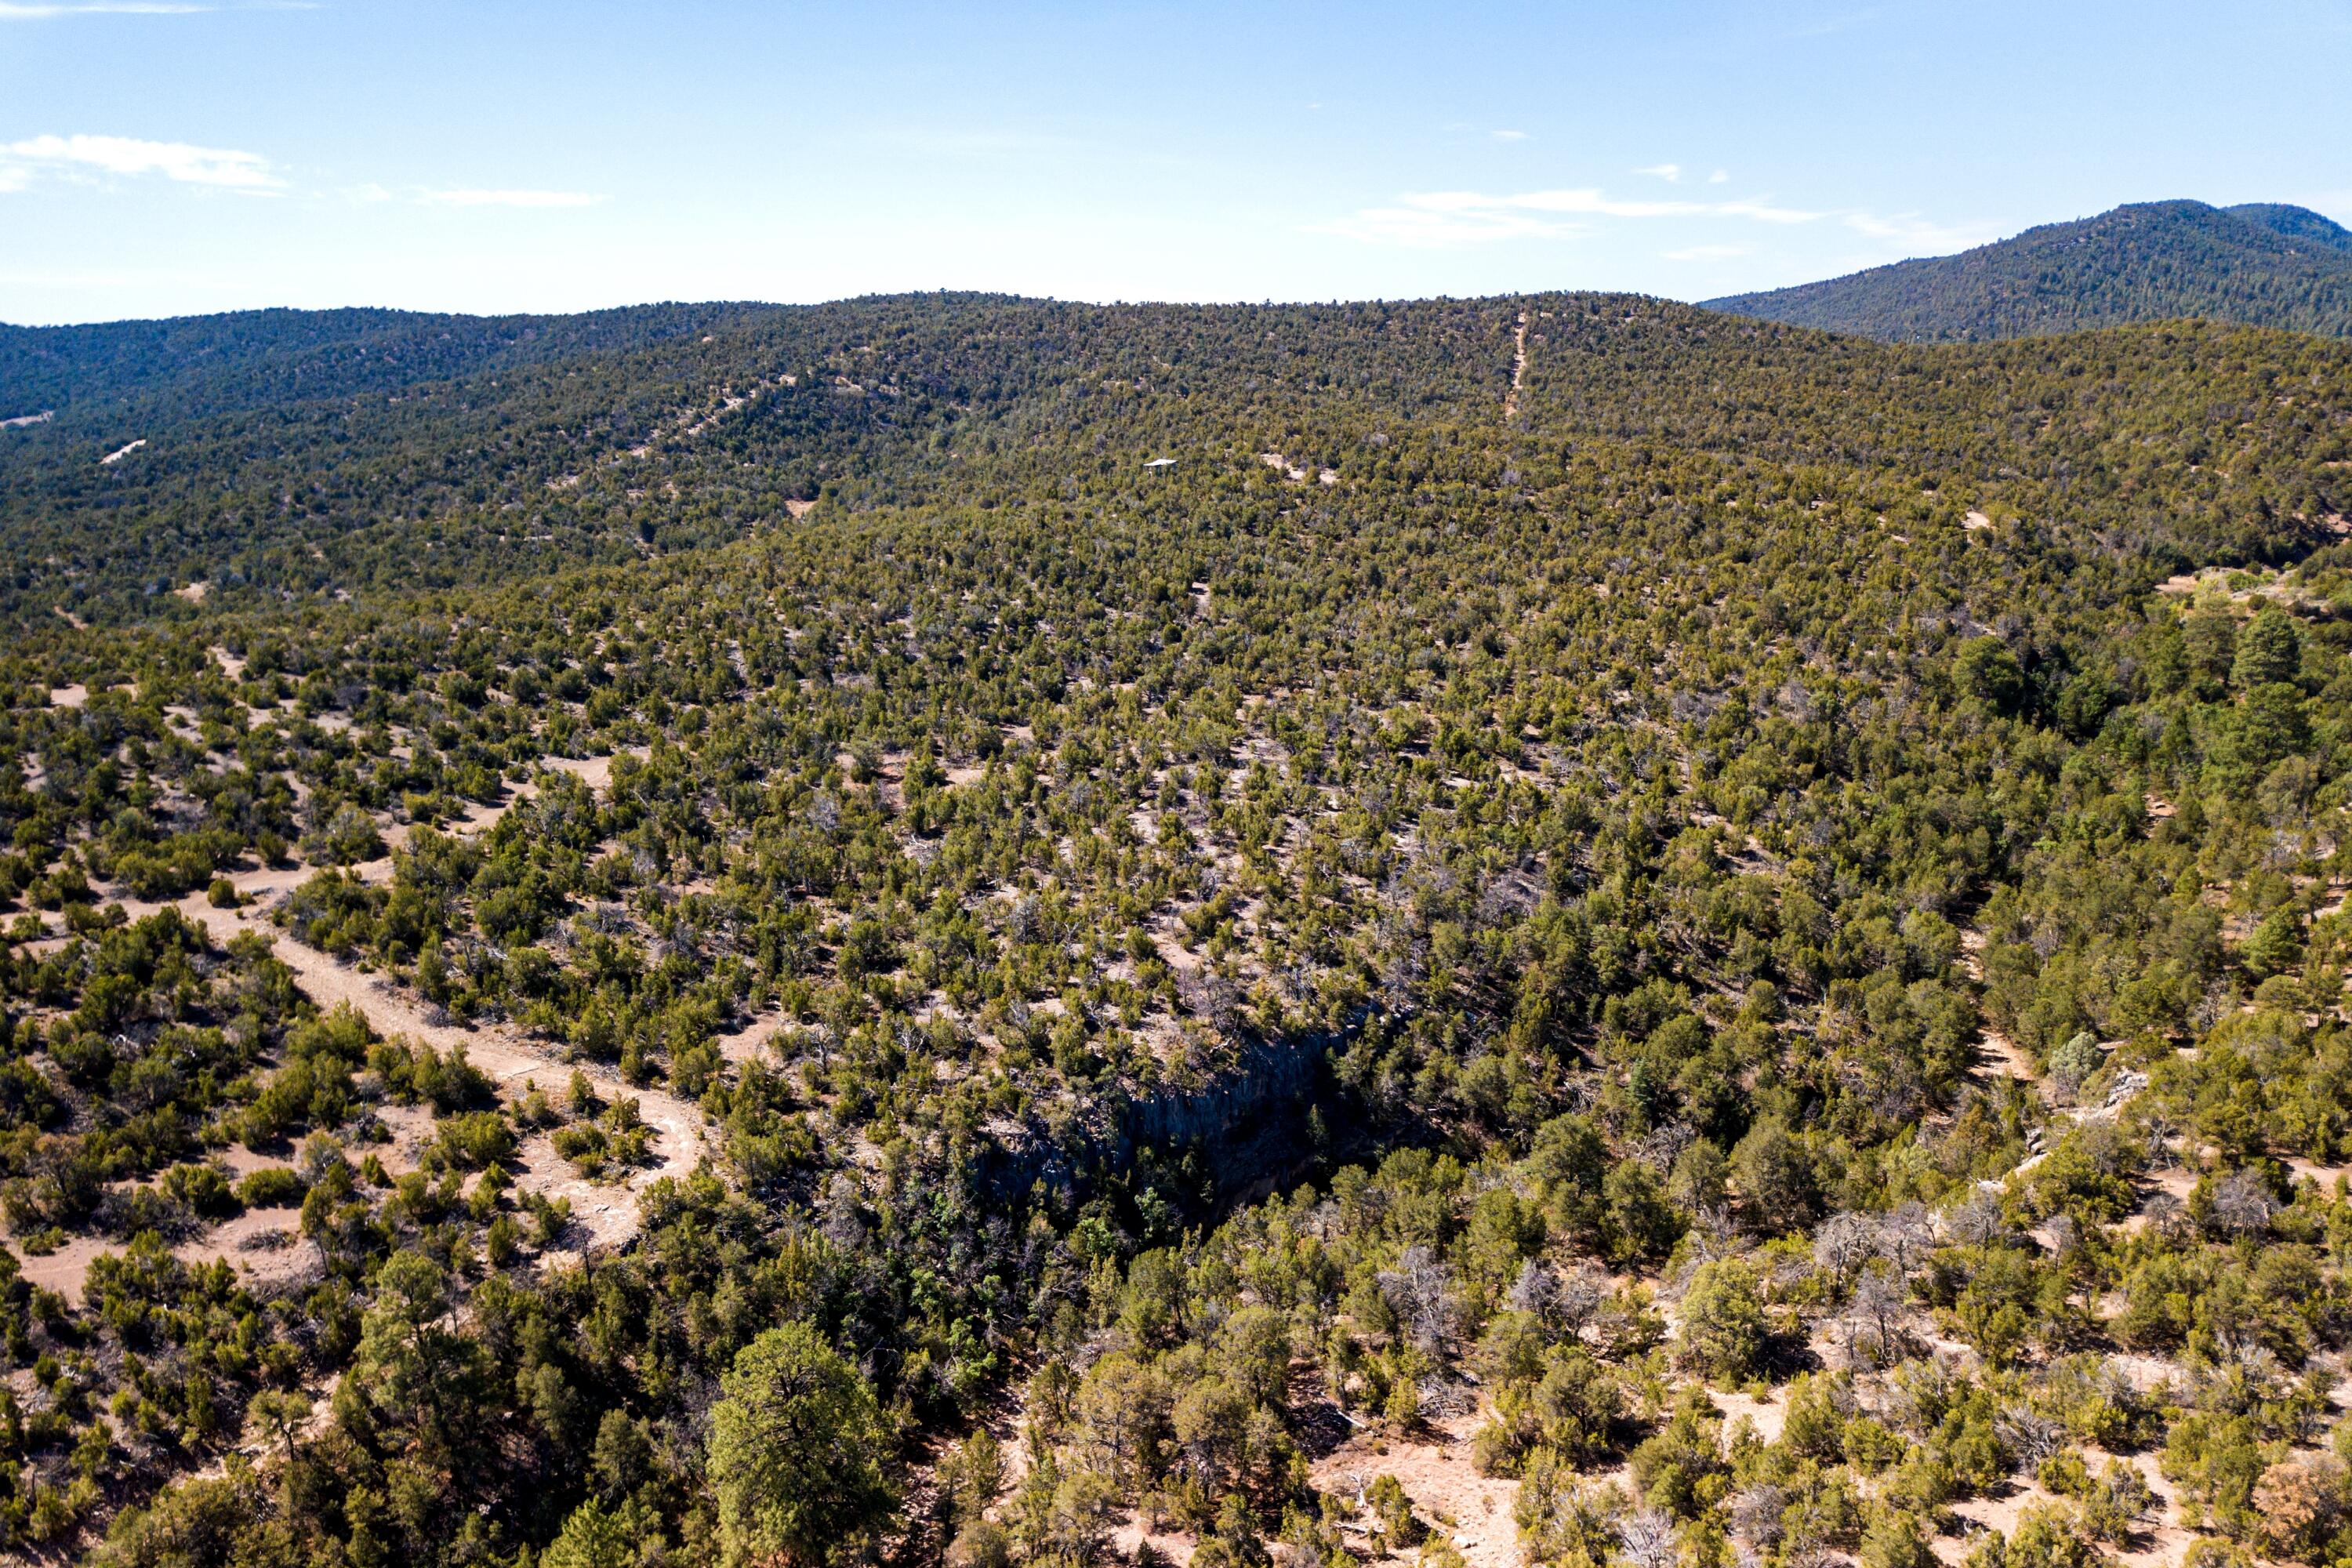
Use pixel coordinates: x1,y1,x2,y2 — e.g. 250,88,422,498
1702,198,2352,342
0,302,768,424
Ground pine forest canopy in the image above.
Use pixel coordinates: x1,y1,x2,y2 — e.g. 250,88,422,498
1704,199,2352,343
0,278,2347,1568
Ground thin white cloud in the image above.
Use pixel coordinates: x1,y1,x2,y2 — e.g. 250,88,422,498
1493,129,1530,142
1635,162,1682,183
0,1,318,14
1715,198,1823,225
883,127,1078,159
1664,243,1751,261
1315,186,1821,246
1465,187,1826,221
1788,6,1885,38
1318,183,1976,252
1506,188,1719,218
1708,169,1730,183
417,188,605,209
1308,198,1577,249
0,2,207,14
1842,210,2000,252
0,132,278,188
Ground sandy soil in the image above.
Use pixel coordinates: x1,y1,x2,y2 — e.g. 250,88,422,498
1308,1411,1519,1567
1936,1470,2173,1567
15,1235,122,1302
715,1007,792,1065
1503,310,1530,422
1710,1387,1787,1446
407,749,639,847
1149,927,1203,974
11,1198,319,1306
1110,1517,1197,1564
1947,1482,2056,1538
1957,931,2038,1085
1974,1026,2038,1083
2287,1158,2351,1191
181,1208,323,1287
2099,1447,2194,1568
543,748,641,793
198,914,706,1250
116,858,710,1257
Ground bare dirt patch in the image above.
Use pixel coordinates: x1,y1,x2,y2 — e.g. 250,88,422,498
716,1008,792,1065
1308,1412,1519,1567
162,871,709,1248
543,748,641,794
1504,310,1530,421
13,1235,120,1304
1973,1025,2038,1083
1711,1387,1787,1446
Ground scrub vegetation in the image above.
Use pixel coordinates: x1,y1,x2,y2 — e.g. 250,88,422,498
0,290,2347,1568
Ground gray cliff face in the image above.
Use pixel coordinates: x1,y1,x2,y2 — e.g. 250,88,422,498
974,1025,1338,1207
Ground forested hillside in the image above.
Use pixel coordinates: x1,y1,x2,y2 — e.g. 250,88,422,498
0,292,2348,1568
1704,201,2352,343
0,303,767,426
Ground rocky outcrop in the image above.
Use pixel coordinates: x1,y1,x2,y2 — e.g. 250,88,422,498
972,1021,1348,1209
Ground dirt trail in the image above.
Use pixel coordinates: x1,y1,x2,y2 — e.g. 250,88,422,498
716,1007,792,1065
426,749,644,844
18,760,691,1294
134,859,709,1252
1958,930,2038,1085
2105,1449,2194,1568
1973,1025,2038,1084
1503,310,1530,421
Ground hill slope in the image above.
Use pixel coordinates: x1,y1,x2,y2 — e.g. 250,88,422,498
2,295,2352,1566
1702,198,2352,341
0,301,789,426
6,294,2347,623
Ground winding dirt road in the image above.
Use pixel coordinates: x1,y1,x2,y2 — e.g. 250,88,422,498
90,811,711,1260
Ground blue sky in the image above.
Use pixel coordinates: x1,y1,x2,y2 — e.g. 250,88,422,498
3,0,2349,324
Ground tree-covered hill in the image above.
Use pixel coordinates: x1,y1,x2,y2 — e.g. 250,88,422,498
0,290,2349,1568
0,302,775,426
1702,199,2352,342
6,294,2346,624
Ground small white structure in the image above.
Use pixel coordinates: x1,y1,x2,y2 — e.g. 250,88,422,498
1143,456,1176,470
